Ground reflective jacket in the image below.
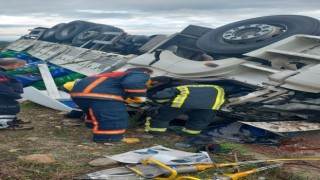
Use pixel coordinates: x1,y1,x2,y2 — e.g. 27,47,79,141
0,67,23,100
151,84,225,110
70,71,150,101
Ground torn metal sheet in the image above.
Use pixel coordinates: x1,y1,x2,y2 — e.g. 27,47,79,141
3,39,37,52
22,87,72,112
75,167,143,180
240,121,320,133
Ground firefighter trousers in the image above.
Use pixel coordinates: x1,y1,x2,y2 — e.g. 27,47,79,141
149,104,215,133
72,98,128,142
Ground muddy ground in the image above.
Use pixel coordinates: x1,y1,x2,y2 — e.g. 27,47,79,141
0,101,319,180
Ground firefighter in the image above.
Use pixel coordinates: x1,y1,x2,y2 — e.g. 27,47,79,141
70,68,152,143
146,83,225,137
0,58,33,130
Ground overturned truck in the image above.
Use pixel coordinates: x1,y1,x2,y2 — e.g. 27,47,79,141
2,15,320,132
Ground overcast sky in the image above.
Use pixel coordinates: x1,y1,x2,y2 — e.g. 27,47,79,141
0,0,320,41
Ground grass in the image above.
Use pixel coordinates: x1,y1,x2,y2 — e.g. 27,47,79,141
219,142,250,153
0,101,315,180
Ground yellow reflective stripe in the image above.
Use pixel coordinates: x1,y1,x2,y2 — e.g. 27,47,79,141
182,127,201,134
145,117,167,132
171,86,189,108
184,84,217,88
155,99,171,103
217,86,225,108
145,117,151,131
146,127,167,132
212,85,225,110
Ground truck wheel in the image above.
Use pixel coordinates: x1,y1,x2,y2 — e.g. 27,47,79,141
197,15,320,55
71,25,123,47
40,23,66,42
55,21,94,43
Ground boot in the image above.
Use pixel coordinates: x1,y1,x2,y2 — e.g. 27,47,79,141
10,124,34,130
13,118,31,124
6,120,34,130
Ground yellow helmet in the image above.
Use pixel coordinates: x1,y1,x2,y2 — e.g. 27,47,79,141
62,81,77,92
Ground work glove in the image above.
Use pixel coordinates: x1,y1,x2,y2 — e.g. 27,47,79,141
15,98,26,103
125,97,146,104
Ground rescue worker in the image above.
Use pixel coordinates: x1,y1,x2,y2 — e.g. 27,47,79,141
0,58,33,130
70,68,152,143
146,82,225,137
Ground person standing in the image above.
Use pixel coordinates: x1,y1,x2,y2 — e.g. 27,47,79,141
0,58,33,130
70,68,152,143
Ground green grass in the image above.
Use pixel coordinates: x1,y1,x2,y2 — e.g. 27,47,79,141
20,100,44,108
219,142,250,153
0,101,315,180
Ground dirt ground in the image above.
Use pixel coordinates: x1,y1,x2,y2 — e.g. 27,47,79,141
0,101,320,180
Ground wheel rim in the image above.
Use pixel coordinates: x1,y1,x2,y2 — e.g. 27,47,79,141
45,30,55,37
78,31,99,40
222,24,286,44
61,26,77,36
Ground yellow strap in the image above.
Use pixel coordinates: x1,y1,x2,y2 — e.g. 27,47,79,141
176,176,201,180
142,158,178,180
171,86,189,108
182,127,201,134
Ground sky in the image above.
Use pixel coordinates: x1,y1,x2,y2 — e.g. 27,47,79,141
0,0,320,41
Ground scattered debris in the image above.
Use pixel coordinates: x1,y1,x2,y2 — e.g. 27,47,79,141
122,137,141,144
240,121,320,133
8,149,22,153
106,145,211,165
88,158,118,167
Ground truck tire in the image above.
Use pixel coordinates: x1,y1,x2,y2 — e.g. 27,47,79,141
197,15,320,55
55,21,94,43
40,23,66,42
71,25,123,47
